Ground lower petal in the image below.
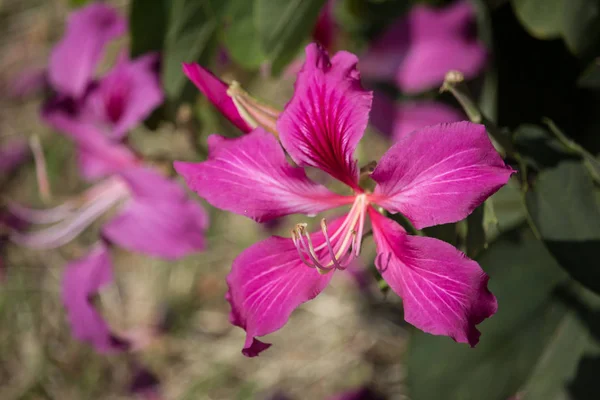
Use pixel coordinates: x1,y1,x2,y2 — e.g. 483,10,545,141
226,234,334,356
369,209,497,346
62,244,129,352
103,167,208,260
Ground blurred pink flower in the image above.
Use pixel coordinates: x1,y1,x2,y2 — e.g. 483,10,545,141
175,44,512,356
62,243,129,352
48,2,126,99
10,166,208,260
370,92,464,142
40,3,163,179
360,0,487,93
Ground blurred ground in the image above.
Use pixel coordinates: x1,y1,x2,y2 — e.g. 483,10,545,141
0,1,409,399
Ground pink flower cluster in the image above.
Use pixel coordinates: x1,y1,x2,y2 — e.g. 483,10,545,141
8,3,207,353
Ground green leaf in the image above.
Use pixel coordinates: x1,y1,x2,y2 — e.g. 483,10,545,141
129,0,168,57
520,287,600,400
527,161,600,240
511,0,600,57
162,0,224,100
561,0,600,57
578,59,600,88
513,124,575,170
466,205,486,258
254,0,327,75
222,1,267,69
511,0,564,39
69,0,92,7
526,161,600,294
407,228,567,400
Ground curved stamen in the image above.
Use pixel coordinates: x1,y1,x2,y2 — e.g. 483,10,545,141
7,201,76,224
10,181,129,249
321,219,345,270
292,194,369,272
299,225,336,272
291,227,315,268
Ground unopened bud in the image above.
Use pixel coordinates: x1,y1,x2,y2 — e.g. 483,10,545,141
227,81,281,137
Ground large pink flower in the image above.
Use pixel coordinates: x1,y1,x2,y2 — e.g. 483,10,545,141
360,0,487,93
175,44,512,356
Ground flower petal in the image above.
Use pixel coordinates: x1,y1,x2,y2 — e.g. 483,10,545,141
277,43,372,190
370,93,464,142
360,1,486,94
42,104,139,179
49,3,126,98
84,53,164,139
359,16,410,82
226,218,343,356
369,209,497,346
395,1,487,93
182,63,252,133
103,168,208,259
62,244,129,352
313,0,336,51
174,128,351,222
371,122,514,229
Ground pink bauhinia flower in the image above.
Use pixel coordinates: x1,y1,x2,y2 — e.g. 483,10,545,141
175,44,513,357
360,0,487,94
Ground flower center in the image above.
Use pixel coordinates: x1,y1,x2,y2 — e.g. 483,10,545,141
291,194,368,274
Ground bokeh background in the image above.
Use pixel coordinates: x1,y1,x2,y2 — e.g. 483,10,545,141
2,0,600,399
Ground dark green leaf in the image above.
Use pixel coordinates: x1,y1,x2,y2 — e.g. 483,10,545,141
254,0,326,75
484,179,528,243
520,287,600,400
466,205,486,258
222,1,267,69
129,0,168,57
513,124,575,170
578,59,600,88
561,0,600,57
511,0,600,58
526,161,600,294
162,0,224,100
511,0,564,39
407,228,567,400
527,161,600,241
